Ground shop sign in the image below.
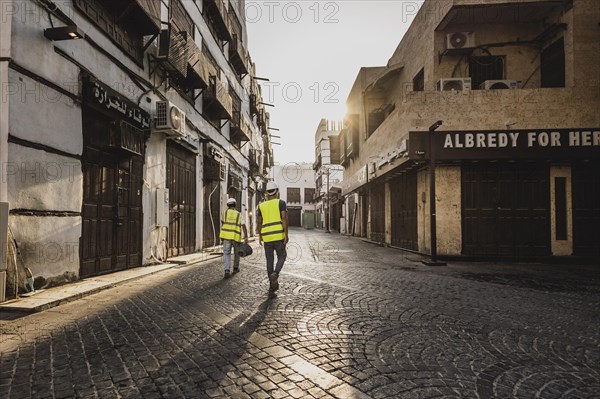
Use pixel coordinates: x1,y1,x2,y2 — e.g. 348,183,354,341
83,75,151,130
342,165,368,195
409,129,600,160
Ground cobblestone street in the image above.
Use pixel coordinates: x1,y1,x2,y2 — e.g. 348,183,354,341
1,228,599,399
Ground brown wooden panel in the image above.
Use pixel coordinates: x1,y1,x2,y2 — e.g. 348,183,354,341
390,171,418,250
462,162,550,258
167,142,197,256
370,183,385,243
81,108,145,278
288,208,302,227
572,161,600,257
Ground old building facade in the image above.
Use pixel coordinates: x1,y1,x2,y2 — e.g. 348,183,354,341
313,119,344,232
340,0,599,260
0,0,274,298
270,163,316,228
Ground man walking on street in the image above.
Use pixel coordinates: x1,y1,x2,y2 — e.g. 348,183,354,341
257,182,288,294
220,198,248,279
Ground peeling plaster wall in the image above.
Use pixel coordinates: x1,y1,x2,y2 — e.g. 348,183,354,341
7,143,82,212
8,215,80,281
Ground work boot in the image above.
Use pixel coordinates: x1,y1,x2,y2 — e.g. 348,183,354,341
269,272,279,292
224,270,231,279
233,267,240,274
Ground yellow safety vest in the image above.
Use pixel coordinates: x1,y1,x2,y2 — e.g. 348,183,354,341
259,199,285,242
220,209,242,242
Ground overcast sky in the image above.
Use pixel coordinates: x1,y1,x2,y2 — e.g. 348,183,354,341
246,1,419,165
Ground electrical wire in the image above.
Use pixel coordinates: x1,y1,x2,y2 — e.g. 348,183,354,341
208,182,220,249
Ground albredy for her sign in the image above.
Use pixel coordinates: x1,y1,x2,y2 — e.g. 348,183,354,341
409,129,600,160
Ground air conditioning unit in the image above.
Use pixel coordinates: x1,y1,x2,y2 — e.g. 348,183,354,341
154,101,186,137
446,32,475,50
480,80,518,90
436,78,472,92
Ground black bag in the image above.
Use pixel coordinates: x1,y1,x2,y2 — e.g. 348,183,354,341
238,243,253,257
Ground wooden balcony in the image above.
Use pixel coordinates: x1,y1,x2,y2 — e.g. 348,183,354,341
157,28,188,78
203,75,233,120
183,40,210,89
229,34,249,76
204,0,232,42
230,111,252,143
104,0,161,35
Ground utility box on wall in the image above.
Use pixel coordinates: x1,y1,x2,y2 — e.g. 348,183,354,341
156,188,170,227
0,202,8,302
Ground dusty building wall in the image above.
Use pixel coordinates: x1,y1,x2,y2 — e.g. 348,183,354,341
342,0,599,259
4,0,267,288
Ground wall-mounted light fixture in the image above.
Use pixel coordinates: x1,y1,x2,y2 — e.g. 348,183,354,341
43,26,83,41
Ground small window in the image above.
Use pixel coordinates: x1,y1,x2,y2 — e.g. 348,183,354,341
287,188,301,203
304,188,315,204
413,68,424,92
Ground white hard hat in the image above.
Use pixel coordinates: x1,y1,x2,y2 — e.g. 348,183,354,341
227,198,236,205
266,181,279,193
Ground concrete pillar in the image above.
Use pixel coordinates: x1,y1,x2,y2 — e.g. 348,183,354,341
385,181,391,245
0,0,13,302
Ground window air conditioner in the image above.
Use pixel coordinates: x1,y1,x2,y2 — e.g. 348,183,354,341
446,32,475,50
154,101,186,137
436,78,472,92
480,80,518,90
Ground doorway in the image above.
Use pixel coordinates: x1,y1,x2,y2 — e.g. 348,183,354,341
167,141,196,257
81,111,144,277
462,162,550,258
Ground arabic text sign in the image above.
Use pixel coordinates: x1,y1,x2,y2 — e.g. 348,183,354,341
83,75,151,130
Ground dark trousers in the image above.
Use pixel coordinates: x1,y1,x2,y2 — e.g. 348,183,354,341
264,240,286,276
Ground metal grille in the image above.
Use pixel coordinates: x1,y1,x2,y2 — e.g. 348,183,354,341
156,101,168,128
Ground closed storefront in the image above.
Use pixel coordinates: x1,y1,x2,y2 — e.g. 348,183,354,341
572,161,600,257
462,162,551,258
167,142,196,257
390,170,418,250
370,183,385,243
80,76,149,277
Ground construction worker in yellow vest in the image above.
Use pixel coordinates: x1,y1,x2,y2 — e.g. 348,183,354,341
220,198,248,279
257,182,288,294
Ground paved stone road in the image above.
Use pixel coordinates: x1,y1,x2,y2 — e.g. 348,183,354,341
1,228,599,399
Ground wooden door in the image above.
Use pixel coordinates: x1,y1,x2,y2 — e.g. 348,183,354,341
287,208,302,227
370,183,385,243
462,162,550,258
572,161,600,257
167,142,197,257
81,150,143,277
390,171,418,250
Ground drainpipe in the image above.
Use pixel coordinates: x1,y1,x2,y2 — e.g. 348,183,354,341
0,0,13,301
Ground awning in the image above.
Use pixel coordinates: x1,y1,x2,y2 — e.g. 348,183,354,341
363,63,404,94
